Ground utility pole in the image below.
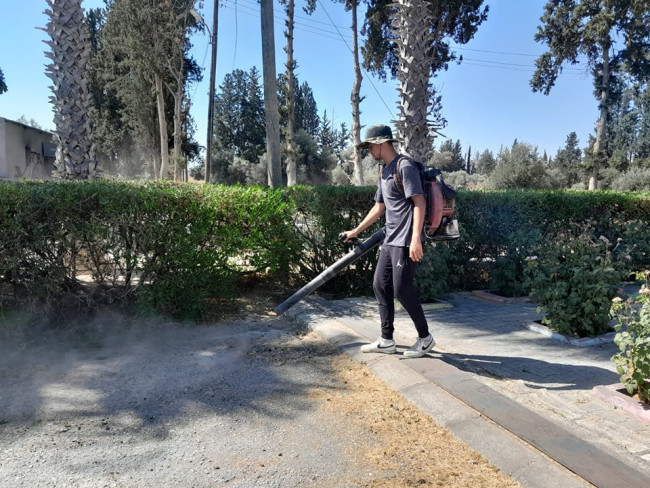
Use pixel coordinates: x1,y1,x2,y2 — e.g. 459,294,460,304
205,0,218,183
260,0,282,187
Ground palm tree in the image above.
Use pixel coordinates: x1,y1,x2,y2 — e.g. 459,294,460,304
392,0,444,160
365,0,487,162
42,0,98,178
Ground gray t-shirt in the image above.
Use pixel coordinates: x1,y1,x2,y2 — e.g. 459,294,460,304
374,155,424,246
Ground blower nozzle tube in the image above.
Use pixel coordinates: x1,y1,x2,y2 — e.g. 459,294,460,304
274,228,386,315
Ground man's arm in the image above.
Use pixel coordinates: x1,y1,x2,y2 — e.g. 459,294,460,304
343,202,386,241
409,194,425,262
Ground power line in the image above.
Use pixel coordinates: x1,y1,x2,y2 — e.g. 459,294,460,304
219,0,395,118
235,0,350,31
315,0,394,120
222,0,353,41
462,57,587,74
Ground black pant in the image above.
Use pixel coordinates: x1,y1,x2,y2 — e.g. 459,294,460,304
373,245,429,340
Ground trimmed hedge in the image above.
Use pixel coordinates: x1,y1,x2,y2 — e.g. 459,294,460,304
0,180,299,320
453,189,650,294
1,181,650,321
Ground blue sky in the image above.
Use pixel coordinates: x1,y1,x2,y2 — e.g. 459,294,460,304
0,0,597,158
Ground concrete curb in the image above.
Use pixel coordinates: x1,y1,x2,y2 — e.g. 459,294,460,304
471,290,533,304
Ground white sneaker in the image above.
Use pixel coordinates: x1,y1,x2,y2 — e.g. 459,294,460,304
360,338,396,354
403,335,435,358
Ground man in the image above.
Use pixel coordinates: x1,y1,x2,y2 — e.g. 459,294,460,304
342,124,435,358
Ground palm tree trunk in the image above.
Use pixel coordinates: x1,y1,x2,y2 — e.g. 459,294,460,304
393,0,438,161
42,0,98,179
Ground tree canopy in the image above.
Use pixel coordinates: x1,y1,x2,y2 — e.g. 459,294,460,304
0,67,7,95
531,0,650,189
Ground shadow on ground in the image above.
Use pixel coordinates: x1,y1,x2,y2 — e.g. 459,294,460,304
438,351,619,391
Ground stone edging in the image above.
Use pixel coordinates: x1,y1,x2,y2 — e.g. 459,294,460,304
592,384,650,423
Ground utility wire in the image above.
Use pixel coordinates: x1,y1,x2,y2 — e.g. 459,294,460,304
315,0,394,119
222,0,353,41
220,1,588,75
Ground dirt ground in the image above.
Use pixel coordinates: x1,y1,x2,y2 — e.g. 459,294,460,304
0,304,521,487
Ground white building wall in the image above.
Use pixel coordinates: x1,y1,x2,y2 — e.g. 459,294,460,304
0,117,55,179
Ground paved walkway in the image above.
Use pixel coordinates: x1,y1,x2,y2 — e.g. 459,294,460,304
286,291,650,488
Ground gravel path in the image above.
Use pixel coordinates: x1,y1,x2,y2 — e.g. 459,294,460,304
0,315,375,488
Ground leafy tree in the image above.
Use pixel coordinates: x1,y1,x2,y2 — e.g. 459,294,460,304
318,111,337,154
488,141,549,189
304,112,349,183
551,131,582,187
531,0,650,190
86,5,140,177
279,0,299,185
0,67,7,94
97,0,200,180
295,81,320,136
433,139,464,172
93,18,158,180
295,128,330,184
277,75,320,136
362,0,488,159
607,88,637,172
16,116,43,130
92,3,166,178
474,149,496,175
242,67,267,163
635,83,650,167
213,68,266,180
610,167,650,191
41,0,98,179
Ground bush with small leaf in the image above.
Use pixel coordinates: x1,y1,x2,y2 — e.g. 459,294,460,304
610,285,650,404
526,227,626,337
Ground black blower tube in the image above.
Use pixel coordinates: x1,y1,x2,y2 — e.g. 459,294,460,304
274,227,386,315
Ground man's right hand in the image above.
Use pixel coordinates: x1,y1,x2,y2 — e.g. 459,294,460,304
340,230,359,243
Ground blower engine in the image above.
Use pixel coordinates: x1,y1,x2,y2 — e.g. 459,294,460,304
421,167,459,241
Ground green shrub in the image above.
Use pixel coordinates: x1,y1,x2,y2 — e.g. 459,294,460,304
489,228,543,297
526,227,626,337
415,243,456,302
289,185,380,297
610,285,650,404
0,180,298,320
610,168,650,192
617,219,650,274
